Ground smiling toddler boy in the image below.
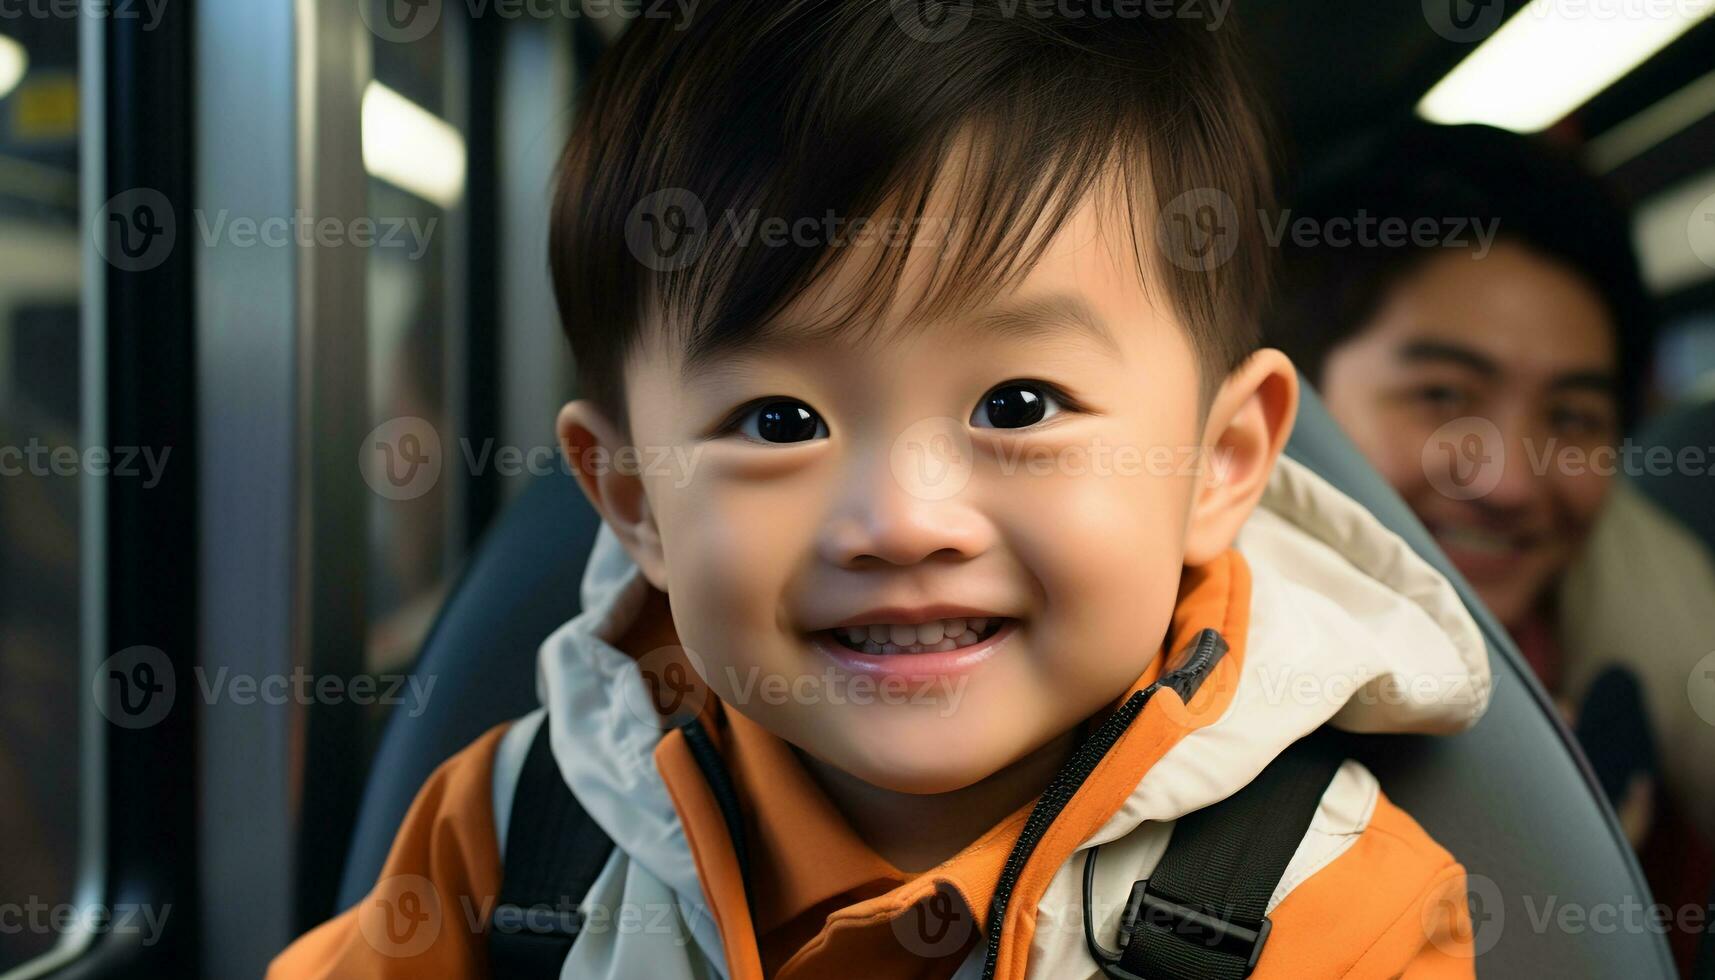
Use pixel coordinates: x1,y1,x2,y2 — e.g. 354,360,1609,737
272,3,1490,977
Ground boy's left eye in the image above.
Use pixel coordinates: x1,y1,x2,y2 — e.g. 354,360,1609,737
736,399,829,443
971,381,1064,429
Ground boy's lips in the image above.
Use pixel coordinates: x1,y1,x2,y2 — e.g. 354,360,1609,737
810,617,1018,680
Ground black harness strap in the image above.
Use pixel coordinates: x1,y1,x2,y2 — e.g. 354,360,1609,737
1110,732,1346,980
487,719,617,978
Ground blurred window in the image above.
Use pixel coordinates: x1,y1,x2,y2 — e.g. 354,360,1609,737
363,19,465,709
0,11,83,975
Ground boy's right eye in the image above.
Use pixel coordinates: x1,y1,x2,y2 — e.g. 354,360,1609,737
734,399,828,444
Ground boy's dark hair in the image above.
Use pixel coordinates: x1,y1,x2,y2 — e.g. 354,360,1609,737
551,1,1275,423
1262,122,1652,426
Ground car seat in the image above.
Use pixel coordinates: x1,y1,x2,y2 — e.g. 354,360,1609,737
334,382,1676,977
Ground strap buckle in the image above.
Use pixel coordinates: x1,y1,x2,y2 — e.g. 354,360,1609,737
1120,880,1273,977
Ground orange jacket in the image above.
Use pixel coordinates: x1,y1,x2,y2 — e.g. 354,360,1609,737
273,457,1489,979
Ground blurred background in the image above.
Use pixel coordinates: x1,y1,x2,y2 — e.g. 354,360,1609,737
0,1,1712,977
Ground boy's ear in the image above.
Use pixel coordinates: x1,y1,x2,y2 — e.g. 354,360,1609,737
557,400,669,590
1183,349,1299,566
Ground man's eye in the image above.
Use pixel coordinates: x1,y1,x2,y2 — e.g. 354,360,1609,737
739,400,828,443
1412,384,1471,412
972,382,1062,429
1548,404,1614,440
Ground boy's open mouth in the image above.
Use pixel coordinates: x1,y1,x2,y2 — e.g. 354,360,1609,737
822,617,1011,656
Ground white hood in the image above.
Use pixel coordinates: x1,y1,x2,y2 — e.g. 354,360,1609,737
1102,454,1492,836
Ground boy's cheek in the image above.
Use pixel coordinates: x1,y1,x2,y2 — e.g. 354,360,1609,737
999,471,1190,589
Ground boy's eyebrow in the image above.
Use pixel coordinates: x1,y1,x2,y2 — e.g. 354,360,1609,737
965,293,1121,355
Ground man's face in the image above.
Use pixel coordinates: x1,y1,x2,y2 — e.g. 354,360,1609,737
620,193,1215,794
1320,241,1618,629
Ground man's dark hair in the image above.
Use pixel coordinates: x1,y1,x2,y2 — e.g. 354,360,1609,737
550,0,1275,424
1263,122,1652,425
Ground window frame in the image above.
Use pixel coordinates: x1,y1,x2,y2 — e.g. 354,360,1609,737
11,2,203,977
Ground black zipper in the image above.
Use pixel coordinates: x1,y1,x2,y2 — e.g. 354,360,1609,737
978,627,1228,980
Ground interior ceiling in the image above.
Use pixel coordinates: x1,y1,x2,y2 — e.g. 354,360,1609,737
1235,0,1715,201
1232,0,1531,181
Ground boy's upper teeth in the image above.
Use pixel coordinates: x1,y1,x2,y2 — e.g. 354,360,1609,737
842,617,992,646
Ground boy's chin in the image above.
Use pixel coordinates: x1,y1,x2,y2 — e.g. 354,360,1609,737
812,726,1043,796
841,757,997,796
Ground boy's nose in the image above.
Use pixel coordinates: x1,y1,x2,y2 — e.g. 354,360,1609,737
817,469,994,569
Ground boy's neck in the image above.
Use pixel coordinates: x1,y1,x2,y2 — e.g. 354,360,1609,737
794,730,1079,873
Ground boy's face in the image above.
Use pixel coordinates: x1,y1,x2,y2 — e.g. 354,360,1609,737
566,188,1294,794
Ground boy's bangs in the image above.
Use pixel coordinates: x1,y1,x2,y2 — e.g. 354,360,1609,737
665,112,1150,369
